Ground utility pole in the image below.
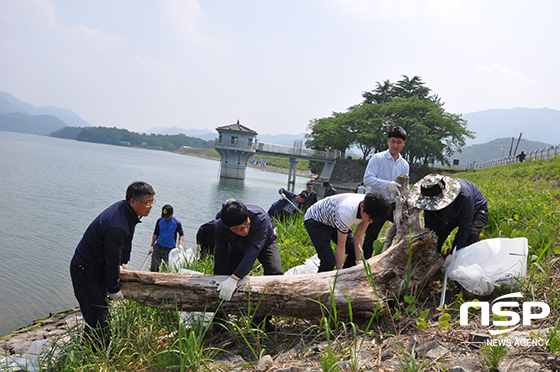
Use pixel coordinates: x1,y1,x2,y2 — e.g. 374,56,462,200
508,137,515,157
513,133,522,156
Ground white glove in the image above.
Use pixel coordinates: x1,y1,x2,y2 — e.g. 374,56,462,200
281,193,287,199
218,277,238,301
387,181,402,196
355,260,362,266
108,290,124,300
178,244,183,251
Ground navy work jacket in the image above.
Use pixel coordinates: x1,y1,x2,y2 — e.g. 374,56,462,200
72,200,141,293
214,205,275,279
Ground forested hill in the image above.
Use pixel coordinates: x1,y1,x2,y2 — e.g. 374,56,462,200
0,112,67,135
50,126,213,151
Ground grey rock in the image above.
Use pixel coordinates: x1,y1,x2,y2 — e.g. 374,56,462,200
441,358,484,372
469,332,491,346
256,354,274,371
414,340,437,357
498,358,546,372
229,355,247,368
277,342,304,362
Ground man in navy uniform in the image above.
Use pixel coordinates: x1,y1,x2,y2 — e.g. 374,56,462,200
70,181,155,347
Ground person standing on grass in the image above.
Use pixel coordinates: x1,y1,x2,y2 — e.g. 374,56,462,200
303,181,318,210
322,180,337,197
150,204,184,272
362,126,409,259
304,192,391,272
70,181,155,348
409,174,488,254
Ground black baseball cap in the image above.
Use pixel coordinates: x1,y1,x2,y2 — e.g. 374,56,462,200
161,204,174,218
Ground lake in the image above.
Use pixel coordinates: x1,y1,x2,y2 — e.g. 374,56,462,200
0,132,311,336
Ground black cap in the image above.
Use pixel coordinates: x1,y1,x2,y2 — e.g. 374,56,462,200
161,204,173,218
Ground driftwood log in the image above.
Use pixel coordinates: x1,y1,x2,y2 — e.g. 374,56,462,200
121,175,443,319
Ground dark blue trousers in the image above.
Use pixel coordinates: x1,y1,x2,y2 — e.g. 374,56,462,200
304,219,356,272
70,257,110,344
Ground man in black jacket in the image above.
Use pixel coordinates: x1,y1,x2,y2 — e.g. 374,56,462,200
409,174,488,254
70,181,155,347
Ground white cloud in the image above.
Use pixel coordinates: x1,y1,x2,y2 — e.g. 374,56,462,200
326,0,460,20
63,25,127,54
56,55,100,79
126,56,165,73
160,0,225,49
0,0,56,26
475,63,534,86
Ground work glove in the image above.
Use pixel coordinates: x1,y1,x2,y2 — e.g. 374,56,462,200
218,277,238,301
108,290,124,300
281,193,287,199
178,244,183,252
387,181,402,196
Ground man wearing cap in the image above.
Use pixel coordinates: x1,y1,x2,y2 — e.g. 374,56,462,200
409,174,488,254
303,181,318,210
150,204,184,272
322,180,337,197
304,192,391,272
70,181,155,348
362,126,409,259
267,188,308,221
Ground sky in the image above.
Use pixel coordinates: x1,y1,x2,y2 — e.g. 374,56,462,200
1,0,559,135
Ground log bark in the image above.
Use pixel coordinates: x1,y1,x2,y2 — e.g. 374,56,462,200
121,175,443,319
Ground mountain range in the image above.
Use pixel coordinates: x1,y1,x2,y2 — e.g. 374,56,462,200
145,126,307,147
0,91,91,129
462,107,560,146
1,90,559,164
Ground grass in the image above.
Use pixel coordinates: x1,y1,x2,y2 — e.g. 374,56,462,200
33,157,560,370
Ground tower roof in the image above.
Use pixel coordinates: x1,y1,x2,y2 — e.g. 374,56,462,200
216,120,258,134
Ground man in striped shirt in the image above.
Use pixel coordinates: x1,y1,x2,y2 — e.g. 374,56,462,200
304,192,391,272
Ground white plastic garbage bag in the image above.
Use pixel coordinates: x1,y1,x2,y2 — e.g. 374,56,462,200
168,246,199,271
284,254,320,275
0,339,46,372
443,237,528,296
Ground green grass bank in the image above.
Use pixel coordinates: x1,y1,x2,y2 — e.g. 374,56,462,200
23,157,560,371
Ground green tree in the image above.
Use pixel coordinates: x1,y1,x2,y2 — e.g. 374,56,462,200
376,97,471,165
305,113,354,157
344,104,387,159
305,75,473,165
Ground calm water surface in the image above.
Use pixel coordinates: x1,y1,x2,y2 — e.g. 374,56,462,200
0,132,310,336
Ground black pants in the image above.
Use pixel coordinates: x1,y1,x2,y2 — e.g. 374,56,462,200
433,208,489,252
150,243,173,272
70,258,110,346
213,239,282,276
304,219,356,272
362,202,396,259
213,238,282,332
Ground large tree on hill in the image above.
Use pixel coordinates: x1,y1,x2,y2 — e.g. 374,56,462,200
305,75,473,165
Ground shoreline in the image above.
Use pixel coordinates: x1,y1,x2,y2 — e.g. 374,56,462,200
1,153,316,341
176,151,319,179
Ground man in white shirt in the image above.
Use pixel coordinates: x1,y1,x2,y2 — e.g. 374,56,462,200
362,126,409,258
304,193,390,272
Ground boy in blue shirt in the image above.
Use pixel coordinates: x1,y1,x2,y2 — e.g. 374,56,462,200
150,204,184,271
